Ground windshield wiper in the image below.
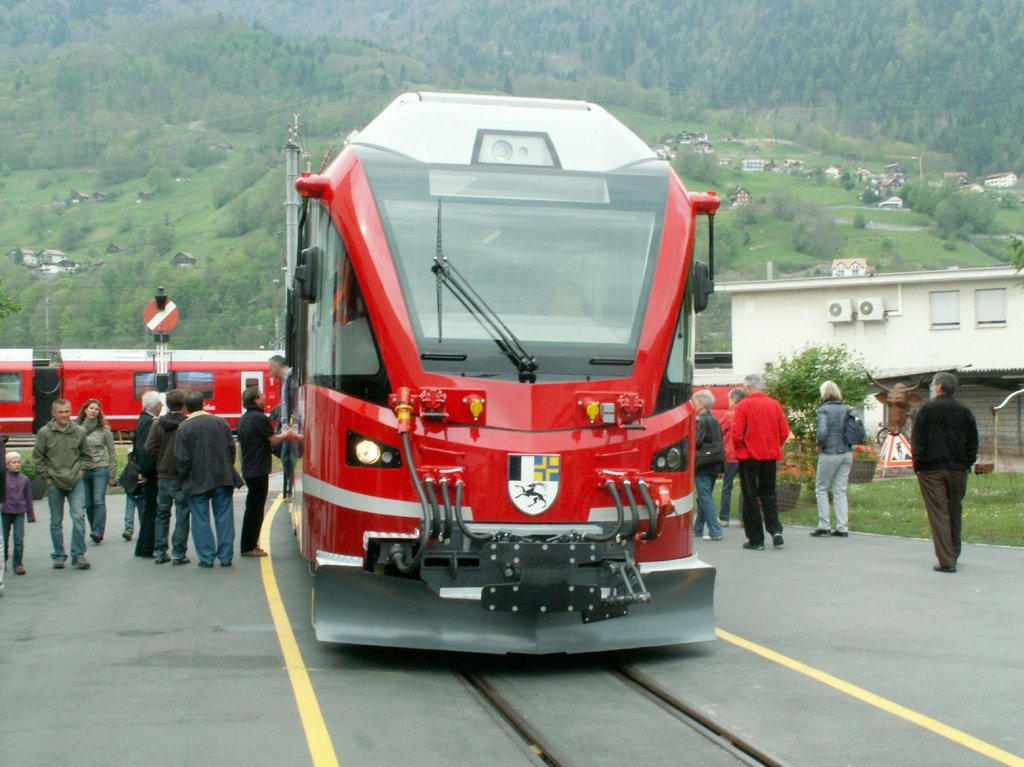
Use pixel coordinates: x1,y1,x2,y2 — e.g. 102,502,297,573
432,200,538,383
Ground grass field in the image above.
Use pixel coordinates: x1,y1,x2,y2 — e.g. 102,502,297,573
718,471,1024,548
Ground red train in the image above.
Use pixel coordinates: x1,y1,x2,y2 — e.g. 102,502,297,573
286,92,720,654
0,348,280,435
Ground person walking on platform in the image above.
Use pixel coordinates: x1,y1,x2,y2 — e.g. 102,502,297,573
813,381,854,538
911,372,978,574
132,391,163,558
692,389,725,541
717,387,746,528
237,386,289,558
77,399,117,544
33,399,92,569
3,452,36,578
733,374,790,551
174,392,237,568
144,389,191,565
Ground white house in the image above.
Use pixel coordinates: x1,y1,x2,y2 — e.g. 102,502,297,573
878,196,904,208
742,157,766,172
702,265,1024,456
984,172,1018,189
831,258,871,277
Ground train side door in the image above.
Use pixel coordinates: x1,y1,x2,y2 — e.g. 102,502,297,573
241,370,265,407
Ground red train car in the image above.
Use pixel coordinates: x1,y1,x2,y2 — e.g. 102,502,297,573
287,92,721,654
0,349,35,435
0,349,280,436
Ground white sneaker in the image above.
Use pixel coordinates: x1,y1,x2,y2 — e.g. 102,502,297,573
702,534,712,541
733,520,745,527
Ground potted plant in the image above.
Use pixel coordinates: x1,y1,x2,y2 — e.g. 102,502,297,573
776,447,813,510
848,444,877,483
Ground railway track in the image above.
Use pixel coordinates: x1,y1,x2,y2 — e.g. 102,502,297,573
458,664,793,767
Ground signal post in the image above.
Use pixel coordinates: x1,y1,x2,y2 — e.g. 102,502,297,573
143,286,180,392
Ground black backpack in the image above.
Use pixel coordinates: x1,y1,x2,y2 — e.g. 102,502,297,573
843,408,866,446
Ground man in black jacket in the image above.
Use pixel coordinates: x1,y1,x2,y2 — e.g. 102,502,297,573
144,389,190,565
911,372,978,574
132,391,163,558
237,386,288,558
174,392,236,568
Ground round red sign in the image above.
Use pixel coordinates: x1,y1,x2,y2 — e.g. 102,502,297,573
143,298,180,332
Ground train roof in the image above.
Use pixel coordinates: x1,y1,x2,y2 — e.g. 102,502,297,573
0,348,33,363
57,349,281,363
350,91,659,173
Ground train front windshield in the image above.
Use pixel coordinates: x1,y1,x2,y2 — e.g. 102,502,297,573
364,156,669,380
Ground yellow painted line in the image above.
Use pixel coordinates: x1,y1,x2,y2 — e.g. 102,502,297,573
259,496,341,767
717,628,1024,767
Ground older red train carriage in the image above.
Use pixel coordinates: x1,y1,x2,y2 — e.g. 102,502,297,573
0,348,279,435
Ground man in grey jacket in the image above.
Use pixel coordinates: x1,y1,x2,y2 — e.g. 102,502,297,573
33,399,91,569
174,392,237,568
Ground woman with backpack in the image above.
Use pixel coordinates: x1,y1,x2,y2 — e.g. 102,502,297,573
813,380,856,537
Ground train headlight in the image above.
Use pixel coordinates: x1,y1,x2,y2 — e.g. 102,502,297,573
651,438,689,473
346,431,403,469
473,131,557,167
354,440,382,465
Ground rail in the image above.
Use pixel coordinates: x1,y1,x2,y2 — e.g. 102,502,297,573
459,664,792,767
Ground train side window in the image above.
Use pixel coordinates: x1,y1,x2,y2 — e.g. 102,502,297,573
655,294,694,413
305,204,389,405
0,372,22,401
175,371,214,399
134,372,155,399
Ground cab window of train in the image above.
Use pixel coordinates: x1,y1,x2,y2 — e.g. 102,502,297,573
0,372,21,401
304,204,388,404
366,160,665,379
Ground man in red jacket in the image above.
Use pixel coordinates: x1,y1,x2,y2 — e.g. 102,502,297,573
733,374,791,550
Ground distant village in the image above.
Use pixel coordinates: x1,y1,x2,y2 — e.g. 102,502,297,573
5,131,1020,279
5,183,198,277
652,131,1019,211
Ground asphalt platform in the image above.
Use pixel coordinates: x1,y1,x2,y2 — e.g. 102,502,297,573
1,480,1022,767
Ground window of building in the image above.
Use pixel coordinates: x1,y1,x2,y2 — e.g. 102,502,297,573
929,290,959,328
975,288,1006,326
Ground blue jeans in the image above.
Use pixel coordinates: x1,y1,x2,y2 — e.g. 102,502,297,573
189,486,235,565
124,493,145,534
48,482,87,560
155,478,190,559
83,467,110,538
693,473,723,538
719,461,739,522
3,513,26,568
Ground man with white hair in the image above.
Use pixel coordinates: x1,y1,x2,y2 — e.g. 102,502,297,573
132,390,163,558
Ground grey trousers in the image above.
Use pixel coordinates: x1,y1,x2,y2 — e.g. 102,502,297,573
815,452,852,532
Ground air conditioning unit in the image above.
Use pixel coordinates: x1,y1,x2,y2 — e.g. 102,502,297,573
857,297,885,321
827,299,854,322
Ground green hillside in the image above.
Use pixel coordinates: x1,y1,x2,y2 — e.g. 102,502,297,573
1,2,1022,350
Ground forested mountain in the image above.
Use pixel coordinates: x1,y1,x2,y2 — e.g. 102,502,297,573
0,0,1021,349
4,0,1022,174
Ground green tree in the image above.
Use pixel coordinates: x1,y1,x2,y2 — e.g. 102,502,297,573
0,276,21,328
764,344,870,474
